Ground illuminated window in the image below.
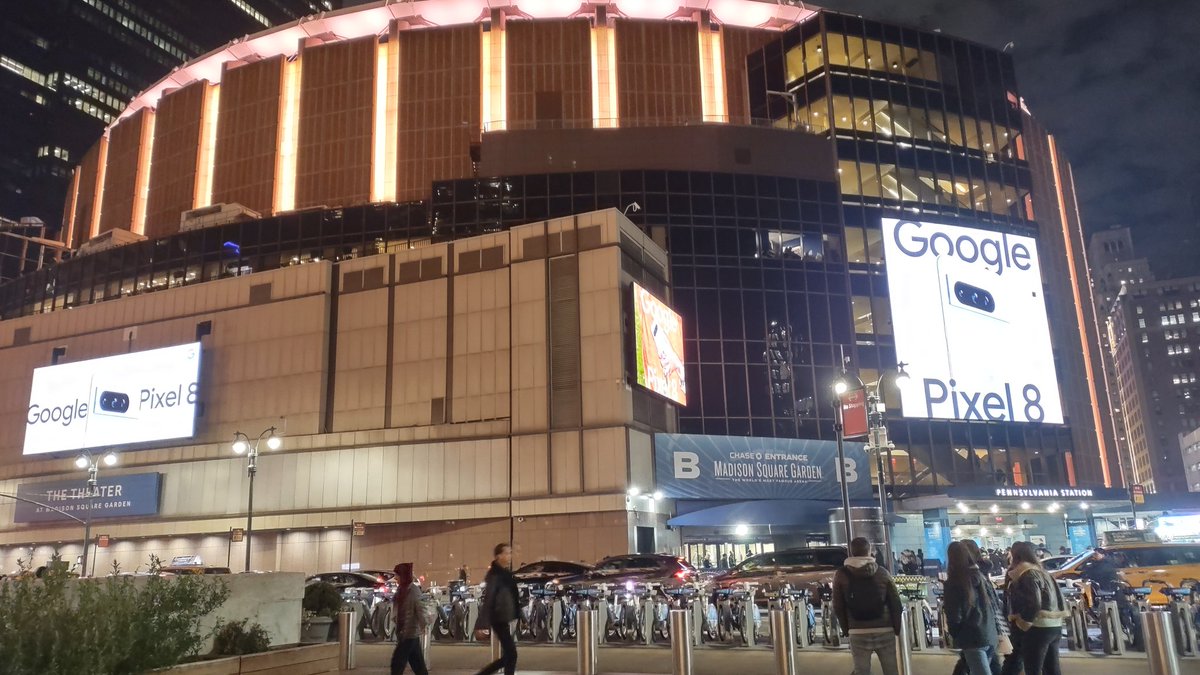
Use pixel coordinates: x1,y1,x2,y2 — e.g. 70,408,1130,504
1,56,49,87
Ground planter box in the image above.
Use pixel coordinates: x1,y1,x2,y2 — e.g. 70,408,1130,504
152,643,338,675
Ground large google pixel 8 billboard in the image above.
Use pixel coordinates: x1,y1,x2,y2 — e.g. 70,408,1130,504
881,217,1063,424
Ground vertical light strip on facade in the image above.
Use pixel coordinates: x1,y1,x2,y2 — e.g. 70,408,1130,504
590,25,618,128
194,83,220,209
131,110,156,235
90,136,109,238
384,34,398,201
1068,160,1131,487
64,167,80,247
1048,134,1112,487
698,26,727,122
274,56,301,213
372,40,388,202
480,26,507,131
370,36,399,203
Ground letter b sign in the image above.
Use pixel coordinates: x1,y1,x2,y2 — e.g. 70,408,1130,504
674,452,700,479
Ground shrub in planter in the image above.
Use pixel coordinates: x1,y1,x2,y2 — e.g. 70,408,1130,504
0,553,230,675
212,619,271,656
301,582,344,642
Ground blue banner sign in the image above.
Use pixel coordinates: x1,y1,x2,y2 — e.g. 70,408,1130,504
14,473,162,523
654,434,870,500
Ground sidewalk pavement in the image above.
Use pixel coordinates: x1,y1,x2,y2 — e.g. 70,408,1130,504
343,641,1194,674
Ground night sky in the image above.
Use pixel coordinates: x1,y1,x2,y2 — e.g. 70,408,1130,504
814,0,1200,278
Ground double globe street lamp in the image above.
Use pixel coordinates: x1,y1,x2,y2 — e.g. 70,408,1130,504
833,362,909,569
74,450,119,576
231,428,282,572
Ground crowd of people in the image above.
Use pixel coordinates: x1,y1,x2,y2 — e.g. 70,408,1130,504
835,537,1069,675
387,536,1076,675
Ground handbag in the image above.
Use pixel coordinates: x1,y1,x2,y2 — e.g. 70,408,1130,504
997,633,1014,656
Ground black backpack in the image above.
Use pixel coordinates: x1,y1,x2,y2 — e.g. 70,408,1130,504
844,569,885,622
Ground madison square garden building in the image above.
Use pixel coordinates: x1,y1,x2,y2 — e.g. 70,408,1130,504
0,0,1124,576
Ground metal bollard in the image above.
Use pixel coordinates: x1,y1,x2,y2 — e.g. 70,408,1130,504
578,609,598,675
1145,610,1182,675
897,608,914,675
338,610,356,670
670,609,693,675
770,609,796,675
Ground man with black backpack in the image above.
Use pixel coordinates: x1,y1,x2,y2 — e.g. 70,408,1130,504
833,537,905,675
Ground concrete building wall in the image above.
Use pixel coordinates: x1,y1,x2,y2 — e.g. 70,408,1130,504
0,209,666,579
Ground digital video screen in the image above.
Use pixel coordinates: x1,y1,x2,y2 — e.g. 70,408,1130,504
633,283,687,406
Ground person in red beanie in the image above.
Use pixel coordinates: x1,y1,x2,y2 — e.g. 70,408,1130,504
390,562,428,675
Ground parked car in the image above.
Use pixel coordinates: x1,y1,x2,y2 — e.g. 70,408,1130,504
553,554,696,592
712,546,847,599
307,570,393,591
514,560,593,589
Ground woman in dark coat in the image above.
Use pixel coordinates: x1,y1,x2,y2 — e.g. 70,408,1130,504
943,541,1001,675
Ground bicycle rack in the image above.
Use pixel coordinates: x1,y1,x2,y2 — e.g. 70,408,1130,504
466,585,482,642
1100,599,1125,656
794,594,811,649
1167,593,1198,657
904,600,928,651
690,591,706,646
551,595,564,643
741,585,757,647
1064,596,1088,651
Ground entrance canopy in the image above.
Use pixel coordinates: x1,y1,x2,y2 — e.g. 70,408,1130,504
668,499,901,528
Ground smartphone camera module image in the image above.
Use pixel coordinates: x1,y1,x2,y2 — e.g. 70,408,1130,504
92,388,135,420
953,281,995,314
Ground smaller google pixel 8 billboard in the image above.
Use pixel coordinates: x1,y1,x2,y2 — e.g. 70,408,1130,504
632,283,687,406
24,342,202,456
882,217,1063,424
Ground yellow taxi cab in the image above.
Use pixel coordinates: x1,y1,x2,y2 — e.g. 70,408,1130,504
1052,535,1200,606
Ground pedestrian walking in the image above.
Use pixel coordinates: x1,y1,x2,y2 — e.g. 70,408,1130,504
832,537,904,675
474,543,520,675
999,547,1026,675
1007,541,1068,675
943,541,1001,675
389,562,429,675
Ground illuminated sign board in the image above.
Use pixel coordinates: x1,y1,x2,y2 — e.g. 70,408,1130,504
23,342,202,455
881,217,1063,424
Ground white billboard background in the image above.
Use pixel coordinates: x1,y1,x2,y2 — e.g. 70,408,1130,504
881,218,1064,424
23,342,202,455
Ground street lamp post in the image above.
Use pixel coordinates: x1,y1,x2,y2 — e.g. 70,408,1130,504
231,428,281,572
73,450,118,577
862,363,910,574
833,362,863,547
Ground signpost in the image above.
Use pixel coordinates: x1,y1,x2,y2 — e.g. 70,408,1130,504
349,521,366,569
97,534,110,548
228,527,244,568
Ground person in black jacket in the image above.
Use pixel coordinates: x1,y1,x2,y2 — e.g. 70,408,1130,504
475,543,520,675
943,541,1001,675
832,537,904,675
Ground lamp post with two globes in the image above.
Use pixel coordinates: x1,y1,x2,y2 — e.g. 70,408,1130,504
863,363,910,572
74,450,118,576
231,428,281,572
